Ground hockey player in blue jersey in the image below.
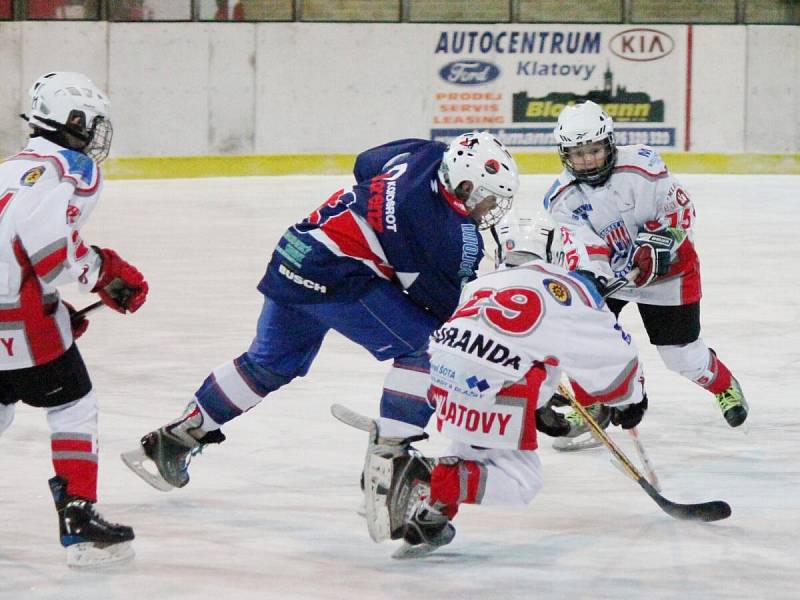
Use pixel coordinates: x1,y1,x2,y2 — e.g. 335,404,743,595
122,131,520,491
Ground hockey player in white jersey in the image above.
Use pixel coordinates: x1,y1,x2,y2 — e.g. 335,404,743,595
0,72,148,567
373,207,647,556
546,100,747,435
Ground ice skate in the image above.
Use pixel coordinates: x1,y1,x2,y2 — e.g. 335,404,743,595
715,377,748,427
49,477,135,568
330,404,430,540
121,402,225,491
392,498,455,559
364,430,431,542
552,403,611,451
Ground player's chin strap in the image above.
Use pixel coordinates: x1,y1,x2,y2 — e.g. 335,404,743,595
490,225,503,263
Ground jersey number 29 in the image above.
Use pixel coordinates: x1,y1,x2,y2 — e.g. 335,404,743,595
449,286,543,335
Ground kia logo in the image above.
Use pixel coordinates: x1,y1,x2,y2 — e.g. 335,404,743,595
609,28,674,62
439,61,500,85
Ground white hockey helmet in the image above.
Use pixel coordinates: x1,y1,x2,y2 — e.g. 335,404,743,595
553,100,617,185
25,71,113,162
438,131,520,230
496,205,565,268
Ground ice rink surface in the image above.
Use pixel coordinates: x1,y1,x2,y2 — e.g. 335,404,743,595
2,174,799,600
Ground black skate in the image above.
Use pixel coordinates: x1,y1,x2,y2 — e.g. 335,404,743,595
715,377,748,427
49,477,135,568
121,402,225,491
392,500,456,559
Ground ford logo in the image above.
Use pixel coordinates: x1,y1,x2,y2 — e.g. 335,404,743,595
609,28,674,62
439,61,500,85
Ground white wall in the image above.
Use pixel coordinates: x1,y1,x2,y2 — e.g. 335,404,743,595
745,26,800,153
691,26,748,153
0,21,110,156
0,22,797,158
256,24,431,153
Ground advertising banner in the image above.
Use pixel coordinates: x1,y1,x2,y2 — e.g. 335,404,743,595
428,25,688,149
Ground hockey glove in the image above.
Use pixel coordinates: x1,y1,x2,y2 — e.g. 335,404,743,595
609,395,648,430
63,301,89,339
631,231,674,287
547,391,571,408
91,247,148,314
535,405,570,437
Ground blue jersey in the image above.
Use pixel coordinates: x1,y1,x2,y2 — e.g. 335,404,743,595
259,139,484,322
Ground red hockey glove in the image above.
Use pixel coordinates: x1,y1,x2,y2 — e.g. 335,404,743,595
63,301,89,339
631,231,674,287
91,247,148,313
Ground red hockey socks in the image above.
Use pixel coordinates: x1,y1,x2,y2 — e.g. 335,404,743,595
695,350,734,395
51,433,98,501
430,459,488,519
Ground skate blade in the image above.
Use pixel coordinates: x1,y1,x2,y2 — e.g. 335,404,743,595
67,541,135,569
120,447,174,492
552,432,603,452
392,541,441,559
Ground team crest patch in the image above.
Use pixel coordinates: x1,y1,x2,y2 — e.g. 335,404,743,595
20,166,45,186
544,278,571,305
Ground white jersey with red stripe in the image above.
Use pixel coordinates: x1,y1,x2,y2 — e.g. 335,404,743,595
545,144,700,305
560,221,615,281
0,137,103,369
428,259,644,451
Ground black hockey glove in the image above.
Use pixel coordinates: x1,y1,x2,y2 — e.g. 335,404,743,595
547,392,571,408
609,395,648,430
535,405,570,437
631,231,674,287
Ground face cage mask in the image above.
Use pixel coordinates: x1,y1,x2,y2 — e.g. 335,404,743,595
85,117,113,163
474,194,513,230
559,138,617,186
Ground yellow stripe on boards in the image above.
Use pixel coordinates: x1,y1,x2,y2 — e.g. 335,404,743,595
103,153,800,179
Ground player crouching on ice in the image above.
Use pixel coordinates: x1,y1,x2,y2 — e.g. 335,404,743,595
352,206,648,558
0,72,148,567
